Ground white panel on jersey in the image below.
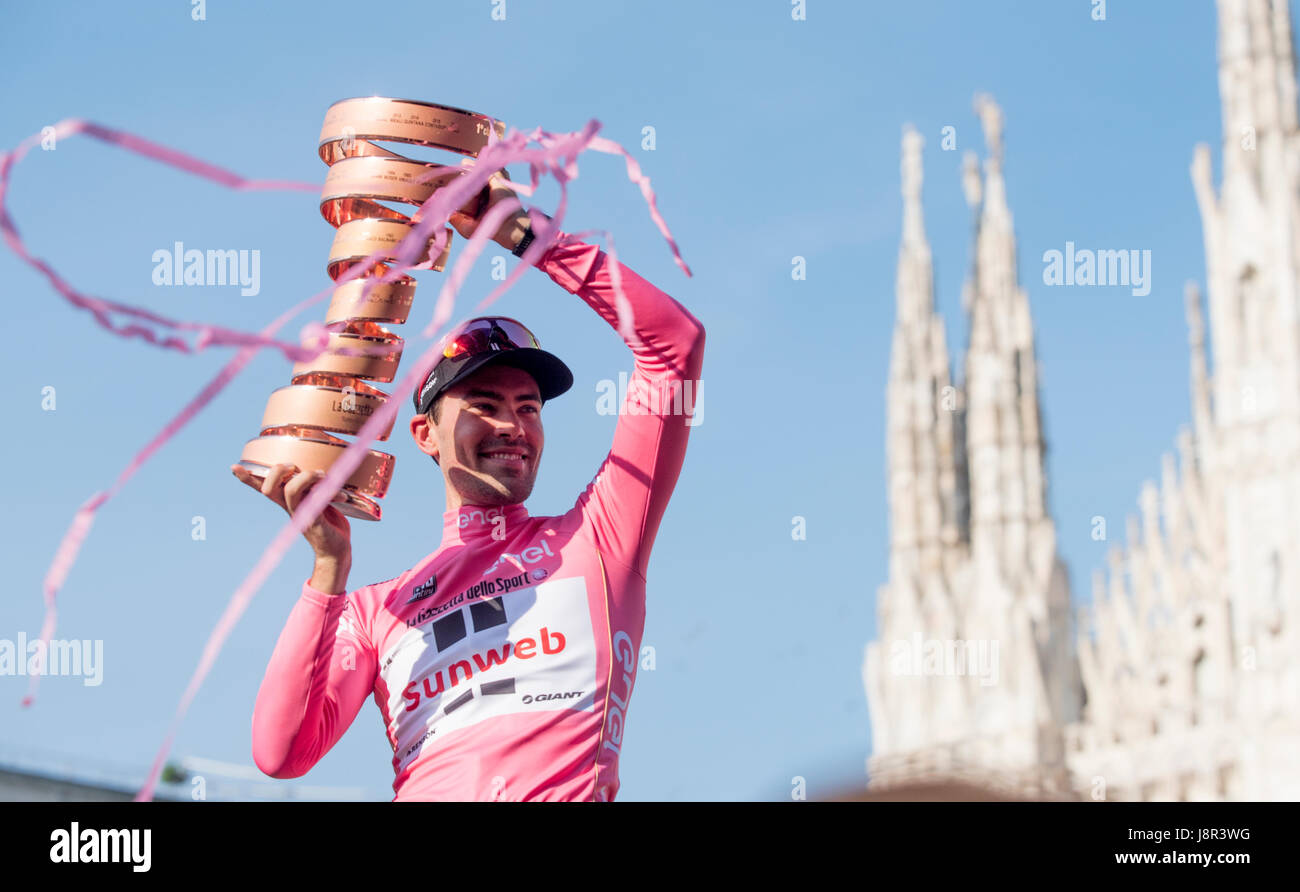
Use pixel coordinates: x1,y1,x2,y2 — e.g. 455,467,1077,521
383,576,597,769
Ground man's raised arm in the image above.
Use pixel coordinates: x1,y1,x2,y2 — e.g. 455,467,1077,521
534,234,706,579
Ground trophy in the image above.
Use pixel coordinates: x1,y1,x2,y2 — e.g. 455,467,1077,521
237,98,506,520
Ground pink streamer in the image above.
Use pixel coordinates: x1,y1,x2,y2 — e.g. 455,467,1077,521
0,119,335,360
586,135,692,279
0,110,691,801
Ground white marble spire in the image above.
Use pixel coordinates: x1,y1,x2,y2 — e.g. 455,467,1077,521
869,125,969,759
962,94,1053,592
886,126,963,571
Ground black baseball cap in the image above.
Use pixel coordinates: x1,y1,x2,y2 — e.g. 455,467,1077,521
413,316,573,414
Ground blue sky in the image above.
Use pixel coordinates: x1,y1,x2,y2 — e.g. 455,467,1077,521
0,0,1265,800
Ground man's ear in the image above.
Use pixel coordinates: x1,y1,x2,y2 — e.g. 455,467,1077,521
409,411,441,466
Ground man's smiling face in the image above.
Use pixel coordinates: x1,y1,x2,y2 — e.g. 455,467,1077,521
409,363,544,510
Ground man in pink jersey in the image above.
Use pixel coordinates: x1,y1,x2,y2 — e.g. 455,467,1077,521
231,168,705,800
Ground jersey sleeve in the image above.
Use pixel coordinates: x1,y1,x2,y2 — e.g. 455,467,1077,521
534,234,706,579
250,579,379,779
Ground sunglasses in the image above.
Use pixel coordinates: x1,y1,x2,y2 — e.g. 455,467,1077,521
440,316,542,361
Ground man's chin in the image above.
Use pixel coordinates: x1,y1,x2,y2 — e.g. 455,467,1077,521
473,470,533,507
452,468,534,504
497,478,535,503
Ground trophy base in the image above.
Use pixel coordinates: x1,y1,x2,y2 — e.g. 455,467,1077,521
237,460,382,521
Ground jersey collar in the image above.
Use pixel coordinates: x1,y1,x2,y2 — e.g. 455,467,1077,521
441,503,530,545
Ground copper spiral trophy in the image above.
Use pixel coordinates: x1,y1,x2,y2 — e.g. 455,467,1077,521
237,98,507,520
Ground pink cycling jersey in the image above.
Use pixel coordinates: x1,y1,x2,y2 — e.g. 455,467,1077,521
250,233,705,801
